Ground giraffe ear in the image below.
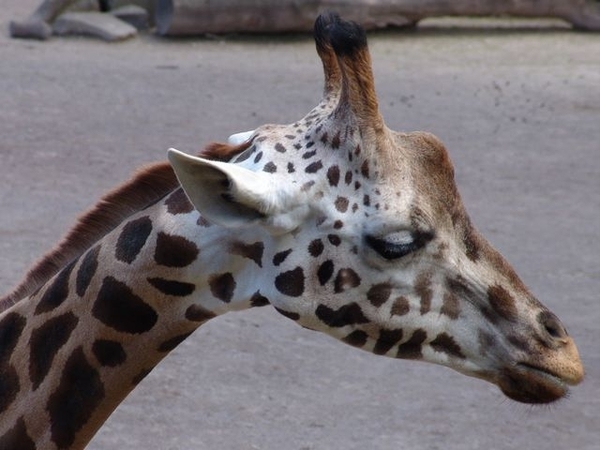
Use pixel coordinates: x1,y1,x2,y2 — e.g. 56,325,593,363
167,149,307,231
227,129,255,145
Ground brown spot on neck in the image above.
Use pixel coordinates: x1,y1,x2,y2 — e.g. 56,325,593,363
0,418,36,450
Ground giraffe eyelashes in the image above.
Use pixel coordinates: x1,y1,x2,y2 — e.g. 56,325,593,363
365,230,434,260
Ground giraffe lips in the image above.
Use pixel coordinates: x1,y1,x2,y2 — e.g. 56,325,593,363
497,363,574,404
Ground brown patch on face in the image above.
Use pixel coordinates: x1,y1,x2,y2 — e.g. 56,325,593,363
327,165,340,187
396,329,427,359
263,162,277,173
208,273,236,303
229,241,264,267
317,260,335,286
308,239,324,257
374,328,404,355
331,130,341,149
343,330,368,347
507,334,532,353
344,170,353,185
415,272,433,315
478,329,494,356
463,219,481,262
366,283,392,307
327,234,341,246
430,332,465,359
440,292,460,319
334,268,361,293
488,284,518,322
315,303,369,328
335,196,349,213
301,181,316,192
360,160,370,178
275,267,305,297
391,296,410,316
305,161,323,173
302,149,317,159
273,249,293,266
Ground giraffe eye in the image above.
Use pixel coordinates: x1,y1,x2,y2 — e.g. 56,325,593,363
365,230,434,260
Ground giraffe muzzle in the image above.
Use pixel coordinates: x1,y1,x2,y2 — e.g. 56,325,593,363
498,334,584,404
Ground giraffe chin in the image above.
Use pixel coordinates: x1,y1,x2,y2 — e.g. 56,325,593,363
497,364,571,404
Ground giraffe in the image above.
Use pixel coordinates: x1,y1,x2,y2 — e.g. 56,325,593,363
0,12,583,450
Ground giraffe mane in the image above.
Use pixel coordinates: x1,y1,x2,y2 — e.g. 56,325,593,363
0,161,179,311
0,139,254,312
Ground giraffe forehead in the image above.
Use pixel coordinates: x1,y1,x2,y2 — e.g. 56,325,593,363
242,121,455,204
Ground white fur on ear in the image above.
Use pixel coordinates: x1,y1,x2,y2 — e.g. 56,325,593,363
227,130,255,145
167,148,309,232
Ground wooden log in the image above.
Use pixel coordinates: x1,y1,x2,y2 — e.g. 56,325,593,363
155,0,600,35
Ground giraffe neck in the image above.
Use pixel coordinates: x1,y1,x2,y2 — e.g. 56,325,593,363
0,187,268,450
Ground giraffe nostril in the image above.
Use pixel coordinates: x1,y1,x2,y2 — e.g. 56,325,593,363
538,311,568,341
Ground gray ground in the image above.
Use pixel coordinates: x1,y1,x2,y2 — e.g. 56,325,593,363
1,2,599,449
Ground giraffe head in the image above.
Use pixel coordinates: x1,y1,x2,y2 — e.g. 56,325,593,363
169,13,583,404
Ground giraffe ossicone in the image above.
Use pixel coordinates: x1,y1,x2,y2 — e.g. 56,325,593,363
0,11,583,450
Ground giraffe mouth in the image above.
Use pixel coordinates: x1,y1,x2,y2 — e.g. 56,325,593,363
497,363,573,404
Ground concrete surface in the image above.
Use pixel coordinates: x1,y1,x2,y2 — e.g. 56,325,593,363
1,2,599,449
